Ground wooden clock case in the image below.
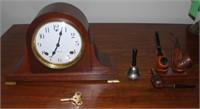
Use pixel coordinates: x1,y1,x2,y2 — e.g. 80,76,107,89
5,3,116,82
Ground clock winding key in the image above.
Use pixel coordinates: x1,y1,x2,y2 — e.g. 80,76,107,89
61,92,83,106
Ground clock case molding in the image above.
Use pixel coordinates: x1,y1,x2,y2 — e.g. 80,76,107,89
4,3,116,82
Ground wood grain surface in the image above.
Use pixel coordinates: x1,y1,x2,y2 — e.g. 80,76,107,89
1,23,199,108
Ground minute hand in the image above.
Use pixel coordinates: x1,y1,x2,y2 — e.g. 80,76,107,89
50,28,63,59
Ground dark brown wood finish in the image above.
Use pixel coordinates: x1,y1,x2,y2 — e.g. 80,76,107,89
5,3,116,81
1,23,199,108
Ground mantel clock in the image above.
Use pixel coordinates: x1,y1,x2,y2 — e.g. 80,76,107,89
5,2,116,81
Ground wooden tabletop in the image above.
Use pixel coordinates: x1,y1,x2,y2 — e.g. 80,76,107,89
1,23,199,108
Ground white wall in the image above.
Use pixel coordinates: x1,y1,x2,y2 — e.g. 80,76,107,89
0,0,196,36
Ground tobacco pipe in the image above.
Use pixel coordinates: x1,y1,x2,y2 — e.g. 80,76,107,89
151,69,195,88
154,32,169,73
126,49,140,80
170,33,192,73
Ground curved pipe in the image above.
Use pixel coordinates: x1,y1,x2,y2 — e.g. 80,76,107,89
171,48,192,73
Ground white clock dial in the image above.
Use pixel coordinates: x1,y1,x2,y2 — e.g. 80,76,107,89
32,21,83,68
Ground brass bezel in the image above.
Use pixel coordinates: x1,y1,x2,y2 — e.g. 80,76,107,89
32,20,84,69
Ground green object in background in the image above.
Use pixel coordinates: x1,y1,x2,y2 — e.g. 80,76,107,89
189,0,200,20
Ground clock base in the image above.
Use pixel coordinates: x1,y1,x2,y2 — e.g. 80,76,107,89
4,54,117,82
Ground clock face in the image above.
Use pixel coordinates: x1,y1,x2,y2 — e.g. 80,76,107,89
32,21,84,69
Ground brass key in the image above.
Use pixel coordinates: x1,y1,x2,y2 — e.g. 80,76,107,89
60,92,83,106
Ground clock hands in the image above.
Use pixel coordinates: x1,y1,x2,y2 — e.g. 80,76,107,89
50,27,63,60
